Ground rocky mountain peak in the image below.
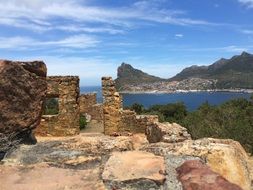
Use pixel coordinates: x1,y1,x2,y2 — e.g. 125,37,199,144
115,63,164,90
241,51,252,57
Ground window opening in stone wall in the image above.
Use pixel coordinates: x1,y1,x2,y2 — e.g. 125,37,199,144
43,97,59,115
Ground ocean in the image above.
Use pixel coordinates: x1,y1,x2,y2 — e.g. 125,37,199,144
80,86,252,111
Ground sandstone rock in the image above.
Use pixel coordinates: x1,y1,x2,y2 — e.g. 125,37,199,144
102,151,166,190
62,133,134,154
2,133,135,166
0,60,47,158
146,122,191,143
1,134,151,190
1,131,252,190
0,164,105,190
177,160,242,190
141,138,253,190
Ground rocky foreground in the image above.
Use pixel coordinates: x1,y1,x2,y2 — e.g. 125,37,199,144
1,60,253,190
1,133,252,190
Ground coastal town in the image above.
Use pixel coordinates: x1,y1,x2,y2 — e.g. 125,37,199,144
119,77,253,94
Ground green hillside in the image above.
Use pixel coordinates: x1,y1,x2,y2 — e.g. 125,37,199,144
170,52,253,88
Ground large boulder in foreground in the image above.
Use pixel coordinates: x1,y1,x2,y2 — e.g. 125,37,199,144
0,60,47,158
141,138,253,190
177,160,242,190
102,151,166,190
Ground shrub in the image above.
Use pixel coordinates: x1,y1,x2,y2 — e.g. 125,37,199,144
79,114,87,130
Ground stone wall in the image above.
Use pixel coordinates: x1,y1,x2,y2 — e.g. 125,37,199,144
102,76,159,135
136,115,159,133
119,112,159,133
35,76,80,136
102,77,122,135
79,93,104,132
80,93,97,114
101,76,192,140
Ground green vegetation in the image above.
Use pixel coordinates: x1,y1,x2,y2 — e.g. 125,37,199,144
43,98,59,115
126,95,253,154
79,114,87,130
170,52,253,89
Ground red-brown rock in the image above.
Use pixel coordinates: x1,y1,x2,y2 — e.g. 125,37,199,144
176,160,242,190
0,60,47,158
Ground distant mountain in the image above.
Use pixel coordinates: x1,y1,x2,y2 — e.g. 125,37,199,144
115,52,253,91
115,63,165,90
170,51,253,88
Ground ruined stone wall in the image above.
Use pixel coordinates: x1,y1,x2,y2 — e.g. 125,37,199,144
79,93,97,113
35,76,80,136
102,77,122,135
102,76,160,134
118,110,137,133
118,111,158,133
135,115,159,133
79,93,104,132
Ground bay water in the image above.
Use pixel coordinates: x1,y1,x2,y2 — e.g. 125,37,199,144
80,86,252,111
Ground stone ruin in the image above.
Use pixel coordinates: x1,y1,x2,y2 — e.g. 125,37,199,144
79,93,103,133
35,76,80,136
101,76,190,140
33,75,191,142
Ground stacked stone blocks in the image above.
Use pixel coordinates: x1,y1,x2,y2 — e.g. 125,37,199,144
35,76,80,136
102,77,122,135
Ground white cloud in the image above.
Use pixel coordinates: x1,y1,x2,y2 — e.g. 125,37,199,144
162,45,252,53
175,34,184,38
0,34,99,50
238,0,253,8
0,0,214,34
221,45,248,53
240,29,253,34
0,36,36,49
54,25,124,34
43,35,100,48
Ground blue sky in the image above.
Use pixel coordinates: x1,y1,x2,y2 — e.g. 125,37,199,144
0,0,253,86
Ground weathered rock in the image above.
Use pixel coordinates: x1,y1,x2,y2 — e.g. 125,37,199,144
0,133,150,190
0,60,47,158
0,164,106,190
177,160,242,190
141,138,252,190
1,131,252,190
164,154,201,190
2,133,136,167
102,151,166,190
146,122,191,143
